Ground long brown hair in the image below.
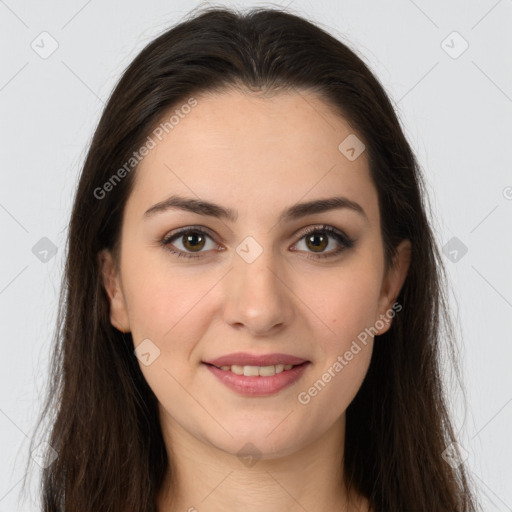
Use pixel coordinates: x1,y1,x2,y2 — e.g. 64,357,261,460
22,5,479,511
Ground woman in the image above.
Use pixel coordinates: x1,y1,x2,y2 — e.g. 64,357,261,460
26,5,480,511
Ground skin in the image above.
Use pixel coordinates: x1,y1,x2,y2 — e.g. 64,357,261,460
100,88,411,512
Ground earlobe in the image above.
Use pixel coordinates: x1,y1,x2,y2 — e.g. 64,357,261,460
98,249,131,333
375,239,411,335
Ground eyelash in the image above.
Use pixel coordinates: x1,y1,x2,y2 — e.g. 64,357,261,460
160,224,355,261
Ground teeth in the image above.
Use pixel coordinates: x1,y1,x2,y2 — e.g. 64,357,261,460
259,365,276,376
218,363,299,376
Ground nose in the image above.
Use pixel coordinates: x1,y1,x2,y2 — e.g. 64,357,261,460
221,243,295,337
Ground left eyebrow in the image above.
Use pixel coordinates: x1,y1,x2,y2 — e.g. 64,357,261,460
143,194,369,224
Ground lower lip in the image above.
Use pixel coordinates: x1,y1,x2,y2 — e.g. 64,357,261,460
204,362,310,396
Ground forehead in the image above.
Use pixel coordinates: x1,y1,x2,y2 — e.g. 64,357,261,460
127,88,379,226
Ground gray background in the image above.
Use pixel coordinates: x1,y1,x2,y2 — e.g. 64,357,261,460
1,0,511,510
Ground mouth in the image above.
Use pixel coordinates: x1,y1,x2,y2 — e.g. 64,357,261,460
203,361,308,377
202,359,311,396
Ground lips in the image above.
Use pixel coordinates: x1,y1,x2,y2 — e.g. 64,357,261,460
204,360,310,396
204,352,308,367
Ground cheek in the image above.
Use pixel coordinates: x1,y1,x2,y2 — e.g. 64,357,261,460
307,260,383,347
121,248,223,381
121,235,204,334
293,263,381,419
122,261,217,420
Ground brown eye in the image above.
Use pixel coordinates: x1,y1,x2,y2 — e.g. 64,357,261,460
181,231,207,252
293,225,355,259
305,232,329,253
162,227,217,259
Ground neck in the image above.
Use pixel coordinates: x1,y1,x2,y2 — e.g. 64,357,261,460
157,412,368,512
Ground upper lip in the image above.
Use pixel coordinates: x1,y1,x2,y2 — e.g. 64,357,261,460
204,352,309,367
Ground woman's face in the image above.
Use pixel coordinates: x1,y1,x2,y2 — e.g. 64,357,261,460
101,88,410,460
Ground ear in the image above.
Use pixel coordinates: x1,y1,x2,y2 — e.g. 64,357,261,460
374,239,411,335
98,248,131,333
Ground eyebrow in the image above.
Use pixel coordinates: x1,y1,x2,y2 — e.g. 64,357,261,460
143,194,368,224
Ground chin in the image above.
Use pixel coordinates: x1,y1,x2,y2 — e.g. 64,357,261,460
205,425,309,462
